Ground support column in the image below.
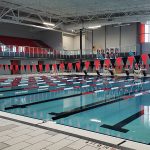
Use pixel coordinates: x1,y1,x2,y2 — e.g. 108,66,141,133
105,26,107,50
119,26,122,52
137,22,142,55
92,30,94,55
80,29,83,72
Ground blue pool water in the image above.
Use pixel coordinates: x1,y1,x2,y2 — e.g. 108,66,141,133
0,75,150,144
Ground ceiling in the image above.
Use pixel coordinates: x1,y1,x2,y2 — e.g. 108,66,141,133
0,0,150,32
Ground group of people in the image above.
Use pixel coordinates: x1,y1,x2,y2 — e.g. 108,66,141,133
97,48,120,60
84,63,147,77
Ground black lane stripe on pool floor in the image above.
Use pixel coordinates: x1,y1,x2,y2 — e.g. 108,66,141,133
50,90,142,120
101,110,144,133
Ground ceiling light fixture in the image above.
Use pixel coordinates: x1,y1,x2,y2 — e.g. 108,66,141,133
32,24,53,30
88,25,101,29
114,24,130,27
43,22,55,27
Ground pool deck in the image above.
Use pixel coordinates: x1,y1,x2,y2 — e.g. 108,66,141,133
0,73,150,150
0,111,150,150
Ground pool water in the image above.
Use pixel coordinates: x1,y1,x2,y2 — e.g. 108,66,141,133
0,75,150,144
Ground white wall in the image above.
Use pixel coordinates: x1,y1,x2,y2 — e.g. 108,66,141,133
63,35,74,50
121,24,137,52
85,23,137,52
93,27,105,49
62,34,85,50
73,35,85,50
106,26,120,48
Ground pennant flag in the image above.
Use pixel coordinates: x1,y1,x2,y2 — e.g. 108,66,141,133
60,63,65,71
85,61,90,70
5,64,9,71
27,65,31,71
39,64,43,73
76,62,80,71
32,64,36,72
21,65,24,71
116,57,122,66
128,56,134,68
68,63,72,70
141,53,148,65
15,65,19,71
94,60,100,70
0,64,3,69
104,59,111,67
10,65,13,70
52,64,57,71
45,64,50,72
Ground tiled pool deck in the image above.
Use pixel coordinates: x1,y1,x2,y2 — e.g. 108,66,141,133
0,111,150,150
0,116,121,150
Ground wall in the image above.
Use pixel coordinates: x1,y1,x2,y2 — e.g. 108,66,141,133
36,30,62,50
62,34,85,50
106,26,120,48
73,35,85,50
0,23,35,39
121,24,137,52
85,23,137,52
93,27,105,49
62,35,74,50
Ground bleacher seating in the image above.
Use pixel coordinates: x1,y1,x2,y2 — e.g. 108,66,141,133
0,35,48,48
0,35,59,56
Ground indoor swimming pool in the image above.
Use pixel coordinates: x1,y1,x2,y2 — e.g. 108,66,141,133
0,75,150,145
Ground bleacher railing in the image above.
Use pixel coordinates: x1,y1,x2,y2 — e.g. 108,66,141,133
0,44,137,59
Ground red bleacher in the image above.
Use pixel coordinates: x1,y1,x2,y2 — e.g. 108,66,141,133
0,35,56,54
0,35,48,47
